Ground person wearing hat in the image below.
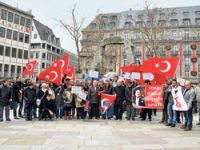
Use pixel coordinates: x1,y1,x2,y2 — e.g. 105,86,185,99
36,83,49,120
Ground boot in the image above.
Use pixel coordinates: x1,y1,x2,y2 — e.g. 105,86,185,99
64,112,68,120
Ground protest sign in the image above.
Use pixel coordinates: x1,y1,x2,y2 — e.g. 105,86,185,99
88,70,99,78
71,86,82,94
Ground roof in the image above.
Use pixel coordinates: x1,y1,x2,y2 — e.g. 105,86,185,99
33,19,59,45
83,5,200,30
0,1,34,17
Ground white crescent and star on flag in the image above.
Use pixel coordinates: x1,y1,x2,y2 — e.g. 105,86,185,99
46,71,58,81
155,61,171,73
26,63,33,72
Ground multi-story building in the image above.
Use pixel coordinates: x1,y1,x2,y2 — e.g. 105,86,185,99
31,19,78,77
0,1,33,78
80,6,200,81
30,19,64,77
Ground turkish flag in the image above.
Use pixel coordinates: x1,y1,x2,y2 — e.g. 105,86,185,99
37,63,62,85
121,65,141,73
66,66,76,80
23,60,37,75
140,57,179,78
100,94,116,114
51,54,70,74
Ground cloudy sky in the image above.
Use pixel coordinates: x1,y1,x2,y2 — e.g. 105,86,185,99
2,0,200,54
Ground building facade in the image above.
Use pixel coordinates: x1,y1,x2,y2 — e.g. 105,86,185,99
80,6,200,81
0,1,33,78
31,19,78,77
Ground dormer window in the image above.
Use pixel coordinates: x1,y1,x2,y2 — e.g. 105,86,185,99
183,11,189,16
182,18,191,26
170,19,178,26
124,21,132,28
90,23,96,29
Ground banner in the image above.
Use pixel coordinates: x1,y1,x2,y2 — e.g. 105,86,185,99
131,72,141,80
172,86,188,111
100,94,116,114
79,91,87,101
143,73,154,80
145,85,164,109
88,70,99,78
132,85,164,109
71,86,82,94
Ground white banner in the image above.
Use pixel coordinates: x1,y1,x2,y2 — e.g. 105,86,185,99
131,72,141,80
71,86,82,94
88,70,99,78
124,72,131,79
79,91,87,101
172,86,188,111
143,73,154,80
177,77,185,86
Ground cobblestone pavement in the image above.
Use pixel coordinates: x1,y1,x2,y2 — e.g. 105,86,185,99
0,112,199,150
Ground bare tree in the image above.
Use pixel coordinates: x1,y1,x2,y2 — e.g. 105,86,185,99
135,0,173,57
60,4,84,73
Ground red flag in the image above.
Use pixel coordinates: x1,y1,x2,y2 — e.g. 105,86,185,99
37,63,62,85
66,66,76,80
52,54,70,74
100,94,116,113
23,60,37,75
140,57,179,78
121,65,141,73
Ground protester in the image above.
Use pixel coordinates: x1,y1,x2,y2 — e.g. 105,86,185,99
181,80,196,131
113,80,125,120
41,94,56,120
195,82,200,125
23,83,37,121
55,85,65,119
125,80,136,120
166,79,177,127
0,79,12,122
88,80,100,119
36,83,49,120
11,76,24,119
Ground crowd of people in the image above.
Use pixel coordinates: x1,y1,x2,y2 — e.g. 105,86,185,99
0,75,199,132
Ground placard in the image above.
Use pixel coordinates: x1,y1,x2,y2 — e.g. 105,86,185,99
131,72,141,80
71,86,82,94
88,70,99,78
79,91,87,101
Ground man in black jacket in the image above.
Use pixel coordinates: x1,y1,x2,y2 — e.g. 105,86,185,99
0,79,12,122
113,80,125,120
24,83,36,121
125,80,136,120
11,76,24,119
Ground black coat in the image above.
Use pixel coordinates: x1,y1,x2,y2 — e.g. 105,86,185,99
0,85,12,106
42,98,56,113
24,88,36,104
125,86,133,105
113,86,125,106
88,86,100,104
11,82,24,102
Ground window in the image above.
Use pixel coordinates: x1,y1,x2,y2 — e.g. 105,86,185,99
11,65,15,74
26,18,31,27
127,15,132,19
171,30,177,38
171,12,177,16
124,21,132,28
109,22,115,29
19,32,24,42
0,45,4,55
18,49,23,58
4,64,9,73
136,21,143,27
170,19,178,26
111,15,117,20
195,11,200,15
184,30,189,40
42,43,46,49
90,23,96,29
12,48,17,58
25,34,29,43
14,14,19,24
34,34,37,39
20,16,25,26
42,53,46,59
13,31,18,41
31,43,41,49
47,44,51,50
183,11,189,16
182,19,191,26
1,9,7,20
42,63,45,69
0,27,6,38
24,50,28,59
6,29,12,39
5,47,11,57
8,12,13,22
36,52,39,58
17,66,21,74
195,18,200,25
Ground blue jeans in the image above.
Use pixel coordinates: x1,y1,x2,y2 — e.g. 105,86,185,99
12,101,19,117
56,104,64,118
167,102,176,125
184,107,193,129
